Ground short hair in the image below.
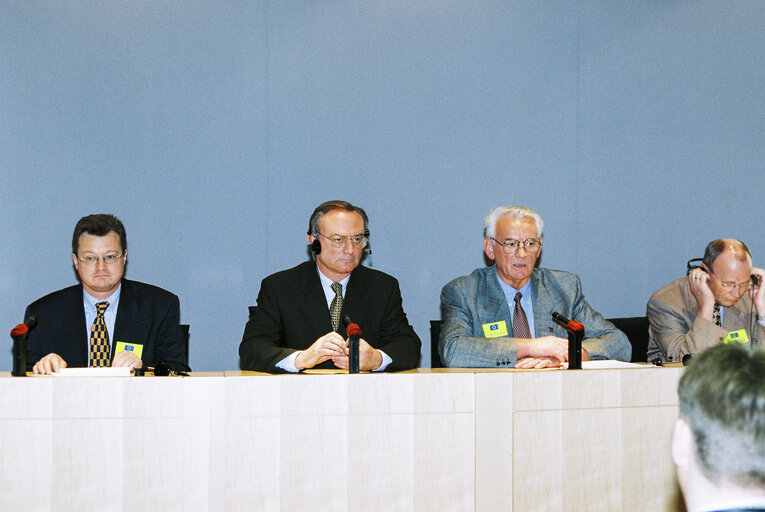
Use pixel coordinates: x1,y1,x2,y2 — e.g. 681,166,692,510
71,214,127,254
702,239,751,269
678,343,765,488
307,200,369,235
483,206,543,239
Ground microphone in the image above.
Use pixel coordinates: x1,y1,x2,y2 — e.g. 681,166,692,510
552,312,584,333
552,312,584,370
10,315,38,377
343,316,361,374
10,315,38,338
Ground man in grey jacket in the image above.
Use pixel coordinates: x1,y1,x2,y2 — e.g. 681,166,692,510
439,206,630,369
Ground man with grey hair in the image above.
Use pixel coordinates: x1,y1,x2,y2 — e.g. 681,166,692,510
439,206,630,368
672,343,765,511
647,239,765,363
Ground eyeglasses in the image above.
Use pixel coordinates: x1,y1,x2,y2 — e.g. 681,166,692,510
77,253,124,266
316,233,368,249
709,272,751,292
491,237,541,254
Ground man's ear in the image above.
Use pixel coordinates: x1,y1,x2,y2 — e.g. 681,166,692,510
671,418,694,469
483,238,496,261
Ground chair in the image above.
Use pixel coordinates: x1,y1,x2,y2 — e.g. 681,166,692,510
180,324,190,364
606,316,649,362
430,320,444,368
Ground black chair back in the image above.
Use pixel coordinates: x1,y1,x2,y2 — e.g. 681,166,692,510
430,320,443,368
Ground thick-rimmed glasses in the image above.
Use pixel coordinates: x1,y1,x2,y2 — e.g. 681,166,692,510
77,253,124,266
316,233,368,249
491,237,540,254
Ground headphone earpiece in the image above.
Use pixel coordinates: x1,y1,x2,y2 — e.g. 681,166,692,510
311,238,322,255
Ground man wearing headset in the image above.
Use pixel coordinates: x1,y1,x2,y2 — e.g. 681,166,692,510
239,200,421,373
647,239,765,363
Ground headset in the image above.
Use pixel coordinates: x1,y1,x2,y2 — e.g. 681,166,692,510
308,229,371,255
687,257,759,286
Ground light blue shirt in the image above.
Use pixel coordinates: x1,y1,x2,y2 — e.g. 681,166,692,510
82,285,121,366
494,268,536,338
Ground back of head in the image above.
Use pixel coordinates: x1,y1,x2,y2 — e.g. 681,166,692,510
72,214,128,254
678,343,765,488
702,239,751,268
483,206,544,239
307,200,369,235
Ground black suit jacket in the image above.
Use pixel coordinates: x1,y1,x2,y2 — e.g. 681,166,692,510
239,261,421,373
24,279,190,371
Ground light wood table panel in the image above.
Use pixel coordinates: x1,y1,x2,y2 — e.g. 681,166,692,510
0,367,684,511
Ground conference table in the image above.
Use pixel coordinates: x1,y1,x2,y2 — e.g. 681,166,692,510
0,365,684,511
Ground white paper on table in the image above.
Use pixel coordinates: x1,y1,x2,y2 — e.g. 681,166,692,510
52,367,132,377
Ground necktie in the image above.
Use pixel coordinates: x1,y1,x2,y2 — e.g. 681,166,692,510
513,292,532,339
89,301,111,367
330,282,343,332
713,304,722,327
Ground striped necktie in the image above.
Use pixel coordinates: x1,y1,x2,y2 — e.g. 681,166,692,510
713,304,722,327
513,292,532,339
89,301,111,367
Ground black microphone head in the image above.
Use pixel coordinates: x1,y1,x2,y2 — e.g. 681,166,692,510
343,316,353,329
26,315,38,331
682,354,694,366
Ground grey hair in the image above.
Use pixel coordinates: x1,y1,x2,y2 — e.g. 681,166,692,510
483,206,543,239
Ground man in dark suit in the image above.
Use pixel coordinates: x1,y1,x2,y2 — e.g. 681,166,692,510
440,206,630,369
239,200,421,373
672,343,765,511
25,214,189,374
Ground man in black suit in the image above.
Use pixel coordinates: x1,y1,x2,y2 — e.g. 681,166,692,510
239,200,421,373
25,214,189,374
672,344,765,511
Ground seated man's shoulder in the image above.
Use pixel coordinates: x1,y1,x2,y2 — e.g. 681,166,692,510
261,261,316,288
648,277,686,303
442,267,492,294
123,279,179,302
352,264,400,285
537,267,578,282
26,284,81,310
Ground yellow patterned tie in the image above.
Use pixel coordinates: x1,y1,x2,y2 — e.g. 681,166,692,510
330,282,343,332
89,301,111,367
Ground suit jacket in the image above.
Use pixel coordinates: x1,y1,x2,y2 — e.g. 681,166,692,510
239,261,421,373
24,279,190,372
439,266,631,367
646,277,763,362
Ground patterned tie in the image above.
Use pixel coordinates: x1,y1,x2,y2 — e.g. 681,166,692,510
330,282,343,332
513,292,532,339
713,304,722,327
89,301,111,367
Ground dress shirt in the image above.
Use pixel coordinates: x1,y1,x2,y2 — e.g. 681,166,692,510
82,285,121,367
495,269,536,338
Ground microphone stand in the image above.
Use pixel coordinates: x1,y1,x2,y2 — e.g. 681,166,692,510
11,331,29,377
552,312,584,370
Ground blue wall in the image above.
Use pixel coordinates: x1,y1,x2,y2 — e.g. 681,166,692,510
2,1,763,370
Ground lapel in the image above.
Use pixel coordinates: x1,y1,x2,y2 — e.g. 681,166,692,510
480,268,513,326
60,286,88,363
530,270,555,337
112,280,149,355
299,262,334,335
342,266,370,327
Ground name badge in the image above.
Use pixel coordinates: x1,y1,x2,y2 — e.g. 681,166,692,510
723,329,749,345
482,321,508,338
115,342,144,359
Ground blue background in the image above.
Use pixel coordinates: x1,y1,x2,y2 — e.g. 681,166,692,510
2,1,763,370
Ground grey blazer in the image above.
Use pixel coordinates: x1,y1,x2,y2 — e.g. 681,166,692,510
646,277,763,362
439,266,631,367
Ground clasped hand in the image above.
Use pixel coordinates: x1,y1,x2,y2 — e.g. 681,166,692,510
295,331,382,371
